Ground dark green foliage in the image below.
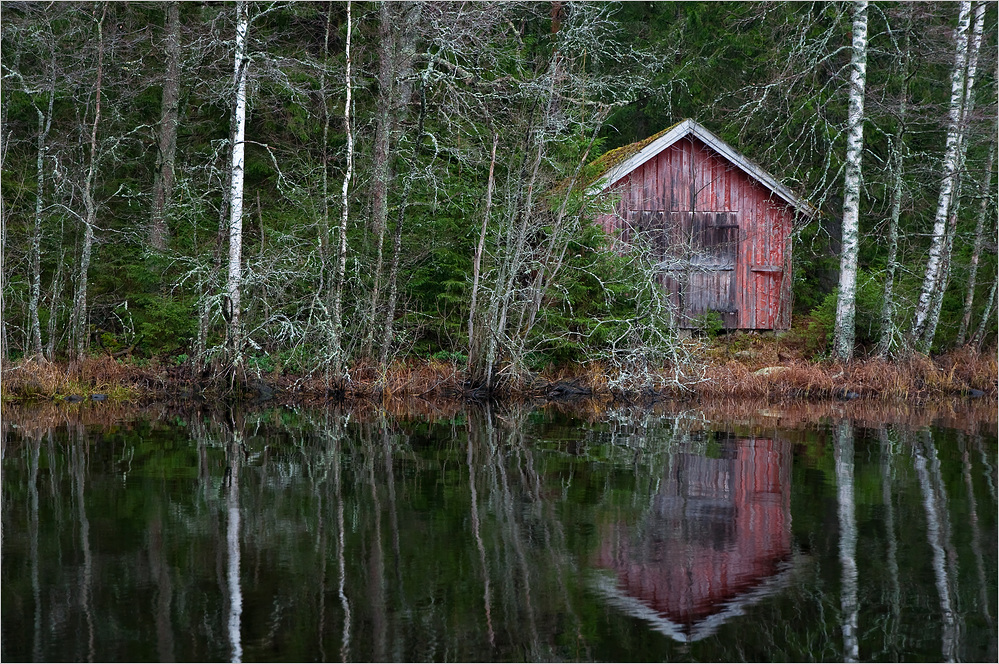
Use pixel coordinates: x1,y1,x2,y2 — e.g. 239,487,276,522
1,1,996,375
807,269,885,357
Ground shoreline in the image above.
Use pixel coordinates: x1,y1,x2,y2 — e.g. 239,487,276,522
2,344,996,408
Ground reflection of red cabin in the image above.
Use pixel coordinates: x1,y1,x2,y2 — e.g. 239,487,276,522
595,435,793,641
589,120,815,330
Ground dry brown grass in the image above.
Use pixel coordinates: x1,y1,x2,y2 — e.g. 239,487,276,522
3,340,995,409
1,356,146,402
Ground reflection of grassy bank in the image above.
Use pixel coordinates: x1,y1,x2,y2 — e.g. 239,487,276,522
2,340,996,405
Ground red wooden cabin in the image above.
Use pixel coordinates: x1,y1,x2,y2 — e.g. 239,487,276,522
590,119,815,330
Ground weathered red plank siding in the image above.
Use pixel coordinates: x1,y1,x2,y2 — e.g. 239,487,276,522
595,436,792,629
594,135,796,330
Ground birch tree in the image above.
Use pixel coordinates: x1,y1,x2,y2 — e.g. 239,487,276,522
919,0,987,352
832,0,868,362
224,0,250,373
328,0,353,384
28,75,54,360
911,0,974,351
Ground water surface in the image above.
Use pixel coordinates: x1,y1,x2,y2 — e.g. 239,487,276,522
2,403,996,662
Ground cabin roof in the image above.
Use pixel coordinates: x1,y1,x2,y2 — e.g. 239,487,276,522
588,119,816,218
591,559,796,643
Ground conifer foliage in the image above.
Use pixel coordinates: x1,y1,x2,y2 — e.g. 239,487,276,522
1,1,995,388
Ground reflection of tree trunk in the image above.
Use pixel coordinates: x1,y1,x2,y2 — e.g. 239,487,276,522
878,429,901,649
913,432,956,662
364,426,387,662
334,430,351,661
381,421,403,591
834,420,859,662
72,435,96,662
317,517,327,662
227,433,243,663
148,508,175,662
494,419,540,657
960,436,993,642
973,434,997,503
30,434,42,661
466,412,495,648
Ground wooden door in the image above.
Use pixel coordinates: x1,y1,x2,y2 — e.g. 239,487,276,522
630,211,740,328
683,211,739,328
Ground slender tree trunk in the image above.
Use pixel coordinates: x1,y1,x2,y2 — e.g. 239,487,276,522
912,0,973,347
0,74,7,361
364,0,395,358
313,7,333,384
46,247,65,360
970,278,997,350
877,12,910,358
71,2,107,361
469,134,499,363
379,181,406,368
149,0,181,251
375,4,421,367
30,89,54,359
920,0,986,352
832,0,868,362
957,139,995,345
330,0,353,382
225,0,249,370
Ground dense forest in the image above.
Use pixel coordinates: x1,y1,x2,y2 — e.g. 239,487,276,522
1,1,996,394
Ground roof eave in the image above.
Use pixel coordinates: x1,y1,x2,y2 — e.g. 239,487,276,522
588,119,817,219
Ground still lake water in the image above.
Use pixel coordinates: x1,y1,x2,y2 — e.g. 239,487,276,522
2,402,996,662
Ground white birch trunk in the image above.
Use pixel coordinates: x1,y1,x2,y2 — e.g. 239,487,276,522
330,0,353,382
919,0,986,352
30,91,54,359
912,0,973,346
226,0,249,364
832,0,868,362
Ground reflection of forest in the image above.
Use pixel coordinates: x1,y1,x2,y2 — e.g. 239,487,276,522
595,434,793,641
1,406,996,662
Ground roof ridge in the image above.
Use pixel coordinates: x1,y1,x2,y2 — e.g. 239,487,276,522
587,119,815,217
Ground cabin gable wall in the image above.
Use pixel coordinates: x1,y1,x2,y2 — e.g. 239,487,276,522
596,136,794,330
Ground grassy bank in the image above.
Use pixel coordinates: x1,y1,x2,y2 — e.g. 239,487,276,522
2,334,995,406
